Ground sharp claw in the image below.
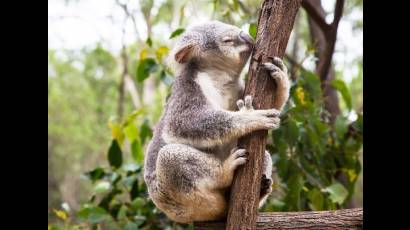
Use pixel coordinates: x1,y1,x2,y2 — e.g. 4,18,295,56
237,99,244,109
244,95,253,109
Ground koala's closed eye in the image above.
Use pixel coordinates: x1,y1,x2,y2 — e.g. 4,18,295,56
222,36,234,43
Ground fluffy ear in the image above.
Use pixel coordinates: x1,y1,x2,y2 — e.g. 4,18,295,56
174,44,195,63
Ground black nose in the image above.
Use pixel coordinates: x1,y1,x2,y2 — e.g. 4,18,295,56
239,31,254,45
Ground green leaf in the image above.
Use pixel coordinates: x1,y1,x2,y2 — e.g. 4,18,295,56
344,137,360,154
77,207,109,224
146,37,152,47
302,70,322,101
334,116,348,138
131,139,144,164
283,119,299,146
323,182,348,205
130,179,140,200
131,197,145,210
116,205,128,220
123,109,144,127
94,181,111,194
124,222,140,230
108,118,124,145
123,163,141,173
331,79,352,110
156,46,169,61
108,140,123,169
169,28,185,39
124,123,138,142
109,172,122,185
84,167,105,183
136,58,157,83
248,23,257,40
284,172,304,211
352,114,363,134
308,188,324,210
98,188,122,211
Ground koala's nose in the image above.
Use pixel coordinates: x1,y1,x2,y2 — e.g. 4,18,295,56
239,31,254,46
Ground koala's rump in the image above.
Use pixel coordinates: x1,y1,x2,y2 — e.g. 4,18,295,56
149,182,227,223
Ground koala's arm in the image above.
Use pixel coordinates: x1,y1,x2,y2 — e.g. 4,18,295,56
166,97,279,149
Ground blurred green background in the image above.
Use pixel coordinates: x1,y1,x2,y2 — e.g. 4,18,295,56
48,0,362,229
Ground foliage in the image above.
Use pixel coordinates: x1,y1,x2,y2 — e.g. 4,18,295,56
263,70,362,212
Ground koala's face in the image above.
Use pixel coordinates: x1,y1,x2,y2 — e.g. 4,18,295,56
171,21,254,74
195,21,254,67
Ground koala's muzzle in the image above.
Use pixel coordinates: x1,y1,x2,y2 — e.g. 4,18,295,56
239,31,254,46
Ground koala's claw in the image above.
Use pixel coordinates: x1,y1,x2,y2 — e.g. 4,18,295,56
236,99,245,110
244,95,253,109
262,57,289,82
272,57,288,73
237,95,254,111
263,117,281,129
228,148,247,170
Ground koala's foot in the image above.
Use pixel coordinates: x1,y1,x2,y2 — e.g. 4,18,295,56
258,174,273,208
236,95,281,129
220,147,247,188
260,174,273,197
226,147,247,171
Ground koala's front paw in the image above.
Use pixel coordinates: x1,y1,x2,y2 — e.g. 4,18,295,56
237,95,281,129
226,148,247,171
262,57,290,88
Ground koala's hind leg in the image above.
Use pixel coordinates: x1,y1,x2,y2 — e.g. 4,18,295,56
153,144,246,223
259,151,273,208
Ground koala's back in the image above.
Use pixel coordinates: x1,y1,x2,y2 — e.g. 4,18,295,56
144,62,206,184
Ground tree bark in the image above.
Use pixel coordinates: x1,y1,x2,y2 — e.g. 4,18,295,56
195,208,363,230
225,1,301,229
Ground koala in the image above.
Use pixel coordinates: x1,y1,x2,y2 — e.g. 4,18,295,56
144,21,290,223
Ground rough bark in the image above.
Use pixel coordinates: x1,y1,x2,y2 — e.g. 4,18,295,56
195,208,363,230
225,1,301,229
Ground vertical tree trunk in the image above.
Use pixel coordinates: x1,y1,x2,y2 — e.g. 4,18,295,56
225,1,301,229
307,0,341,123
289,12,301,81
117,47,127,121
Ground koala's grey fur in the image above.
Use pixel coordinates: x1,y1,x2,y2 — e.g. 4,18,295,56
144,21,290,223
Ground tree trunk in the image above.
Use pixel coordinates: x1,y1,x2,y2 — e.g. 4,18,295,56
225,1,301,229
117,47,127,121
307,0,341,123
195,208,363,230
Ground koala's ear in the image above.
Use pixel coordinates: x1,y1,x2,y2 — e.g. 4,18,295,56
174,44,195,63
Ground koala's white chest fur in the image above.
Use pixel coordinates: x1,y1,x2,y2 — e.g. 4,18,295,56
195,71,242,111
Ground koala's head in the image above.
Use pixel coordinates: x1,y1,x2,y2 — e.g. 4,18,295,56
168,21,254,76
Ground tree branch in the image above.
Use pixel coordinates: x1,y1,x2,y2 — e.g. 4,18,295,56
332,0,344,28
301,0,331,32
317,0,344,82
195,208,363,229
224,1,301,229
